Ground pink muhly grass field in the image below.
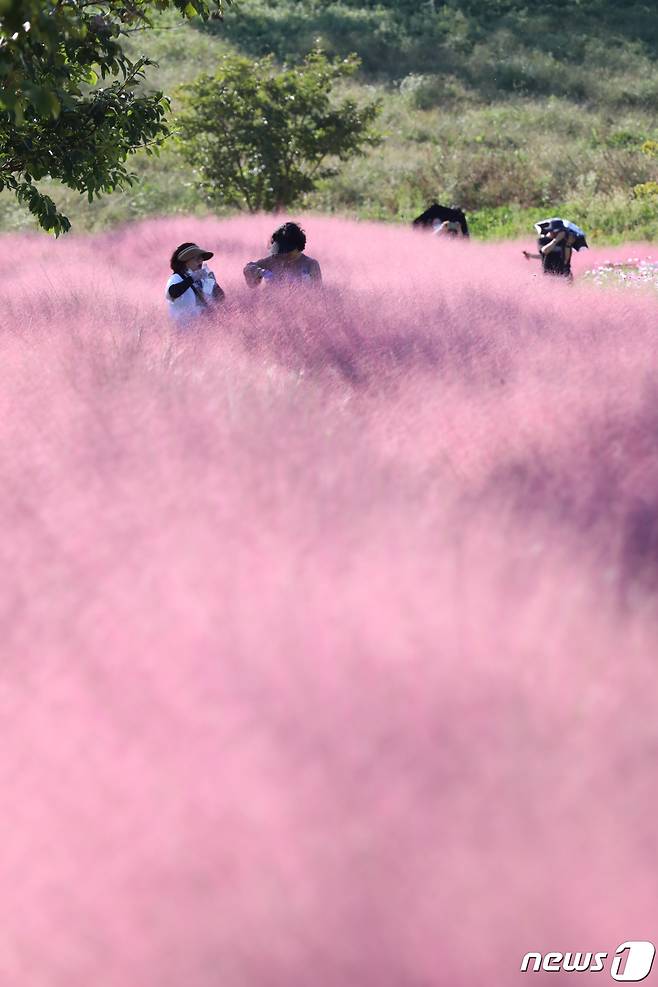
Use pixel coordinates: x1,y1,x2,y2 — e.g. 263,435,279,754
1,214,658,985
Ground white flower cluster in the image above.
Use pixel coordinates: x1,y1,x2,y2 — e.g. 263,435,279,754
583,258,658,292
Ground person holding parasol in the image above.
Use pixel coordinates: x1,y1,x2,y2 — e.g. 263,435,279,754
412,202,470,238
523,218,588,281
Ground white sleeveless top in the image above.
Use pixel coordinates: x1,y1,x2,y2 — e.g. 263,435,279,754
165,270,216,325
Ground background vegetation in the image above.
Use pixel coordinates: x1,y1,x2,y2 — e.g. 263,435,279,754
0,0,225,234
2,0,657,240
176,50,380,211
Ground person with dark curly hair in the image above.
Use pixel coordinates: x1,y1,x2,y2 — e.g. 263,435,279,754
243,223,322,288
166,242,225,324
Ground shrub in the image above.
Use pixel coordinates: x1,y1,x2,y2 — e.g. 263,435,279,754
175,49,380,211
633,182,658,201
399,73,473,111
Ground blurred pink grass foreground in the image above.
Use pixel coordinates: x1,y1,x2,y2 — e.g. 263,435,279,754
1,215,658,985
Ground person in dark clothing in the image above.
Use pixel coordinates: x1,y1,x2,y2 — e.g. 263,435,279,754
523,223,575,280
523,217,589,281
541,230,574,278
166,242,225,325
412,203,470,237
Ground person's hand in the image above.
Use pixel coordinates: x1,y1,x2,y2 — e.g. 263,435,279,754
522,250,530,259
243,263,263,287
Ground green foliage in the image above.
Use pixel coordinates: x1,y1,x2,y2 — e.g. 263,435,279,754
633,182,658,202
399,74,473,112
204,0,658,95
311,96,658,224
175,49,380,211
1,0,657,243
0,0,227,233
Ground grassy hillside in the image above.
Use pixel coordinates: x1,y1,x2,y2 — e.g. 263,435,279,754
1,0,657,239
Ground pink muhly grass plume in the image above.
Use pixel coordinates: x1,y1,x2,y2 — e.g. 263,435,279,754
0,215,658,985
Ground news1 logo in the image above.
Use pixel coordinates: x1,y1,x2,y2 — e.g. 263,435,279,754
520,942,656,981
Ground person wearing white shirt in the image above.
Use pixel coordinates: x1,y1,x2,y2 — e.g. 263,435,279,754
166,242,225,325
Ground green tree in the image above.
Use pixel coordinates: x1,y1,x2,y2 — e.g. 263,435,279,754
0,0,226,234
175,49,380,212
